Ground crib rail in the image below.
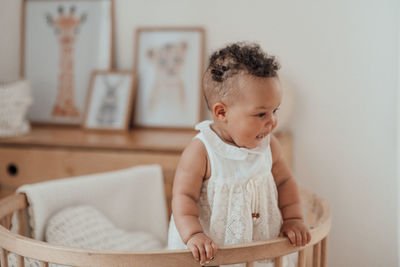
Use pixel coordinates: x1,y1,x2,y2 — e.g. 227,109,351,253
0,191,331,267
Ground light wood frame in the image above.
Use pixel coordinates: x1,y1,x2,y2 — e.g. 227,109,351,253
0,189,331,267
133,27,205,129
82,70,136,132
20,0,115,126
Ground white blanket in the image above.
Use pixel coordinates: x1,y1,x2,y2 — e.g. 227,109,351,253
16,164,168,245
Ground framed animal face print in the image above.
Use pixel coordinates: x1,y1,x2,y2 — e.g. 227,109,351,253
133,27,205,129
21,0,114,125
83,70,135,131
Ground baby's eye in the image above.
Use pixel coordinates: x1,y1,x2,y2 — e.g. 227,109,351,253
273,108,279,114
256,113,266,118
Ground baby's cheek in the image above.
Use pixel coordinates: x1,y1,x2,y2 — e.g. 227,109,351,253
272,118,279,131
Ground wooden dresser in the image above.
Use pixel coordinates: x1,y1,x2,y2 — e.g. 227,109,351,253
0,125,292,215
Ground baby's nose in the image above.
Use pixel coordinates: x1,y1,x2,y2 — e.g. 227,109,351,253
264,113,274,124
264,126,272,135
265,116,277,131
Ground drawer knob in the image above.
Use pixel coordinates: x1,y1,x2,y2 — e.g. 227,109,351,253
7,163,18,177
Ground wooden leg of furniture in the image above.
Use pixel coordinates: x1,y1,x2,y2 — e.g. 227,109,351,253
275,256,283,267
1,248,9,267
313,242,321,267
298,249,306,267
321,237,328,267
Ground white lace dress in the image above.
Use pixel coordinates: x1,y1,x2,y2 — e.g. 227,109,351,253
168,120,296,267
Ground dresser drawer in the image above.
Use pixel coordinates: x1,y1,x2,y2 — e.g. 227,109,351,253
0,147,177,189
0,147,179,215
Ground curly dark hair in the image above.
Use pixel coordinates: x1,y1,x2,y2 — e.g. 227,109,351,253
203,42,280,109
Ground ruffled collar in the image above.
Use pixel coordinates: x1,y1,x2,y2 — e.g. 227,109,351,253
195,120,270,160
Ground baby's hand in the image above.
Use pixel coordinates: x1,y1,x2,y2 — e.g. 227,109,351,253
279,219,311,247
186,232,218,265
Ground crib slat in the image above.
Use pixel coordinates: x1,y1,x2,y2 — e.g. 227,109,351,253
16,254,24,267
298,249,306,267
7,214,12,230
17,210,25,236
275,256,283,267
245,262,254,267
1,248,9,267
321,237,328,267
40,261,49,267
313,242,321,267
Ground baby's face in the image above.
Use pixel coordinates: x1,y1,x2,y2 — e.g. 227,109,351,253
223,76,282,149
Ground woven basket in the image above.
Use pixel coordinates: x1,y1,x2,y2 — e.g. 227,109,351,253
0,80,32,137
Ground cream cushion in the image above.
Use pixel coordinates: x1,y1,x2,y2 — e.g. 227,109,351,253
45,205,164,251
7,206,164,267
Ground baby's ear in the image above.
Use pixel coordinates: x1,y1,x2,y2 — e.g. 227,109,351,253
213,102,227,122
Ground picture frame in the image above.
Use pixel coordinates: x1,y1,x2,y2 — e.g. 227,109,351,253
133,27,205,129
82,70,135,131
21,0,115,125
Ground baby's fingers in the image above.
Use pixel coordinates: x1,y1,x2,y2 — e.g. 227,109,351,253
211,242,218,258
301,230,310,246
197,245,207,265
204,241,218,264
286,230,296,245
187,243,200,262
295,230,302,246
205,242,214,259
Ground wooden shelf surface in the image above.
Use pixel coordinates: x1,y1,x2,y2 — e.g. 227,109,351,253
0,125,197,153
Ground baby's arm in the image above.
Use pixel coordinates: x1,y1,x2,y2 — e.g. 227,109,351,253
172,138,217,264
270,135,311,246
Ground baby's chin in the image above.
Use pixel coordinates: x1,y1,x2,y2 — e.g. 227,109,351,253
241,140,262,149
234,136,266,149
247,135,268,149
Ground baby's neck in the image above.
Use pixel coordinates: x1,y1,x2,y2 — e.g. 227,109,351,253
210,121,237,147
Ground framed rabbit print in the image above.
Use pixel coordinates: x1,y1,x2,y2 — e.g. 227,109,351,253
83,70,135,131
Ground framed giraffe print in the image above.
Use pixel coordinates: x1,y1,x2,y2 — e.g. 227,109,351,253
21,0,114,125
133,27,205,129
82,70,135,131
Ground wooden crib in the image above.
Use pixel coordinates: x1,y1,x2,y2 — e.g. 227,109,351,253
0,188,331,267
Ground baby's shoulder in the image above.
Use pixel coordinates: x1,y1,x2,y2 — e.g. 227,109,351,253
178,138,208,172
183,137,207,156
177,138,207,180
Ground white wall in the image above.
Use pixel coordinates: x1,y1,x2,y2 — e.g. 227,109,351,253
1,0,398,266
397,10,400,266
0,0,21,81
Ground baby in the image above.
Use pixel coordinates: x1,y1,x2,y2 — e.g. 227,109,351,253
168,42,310,266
